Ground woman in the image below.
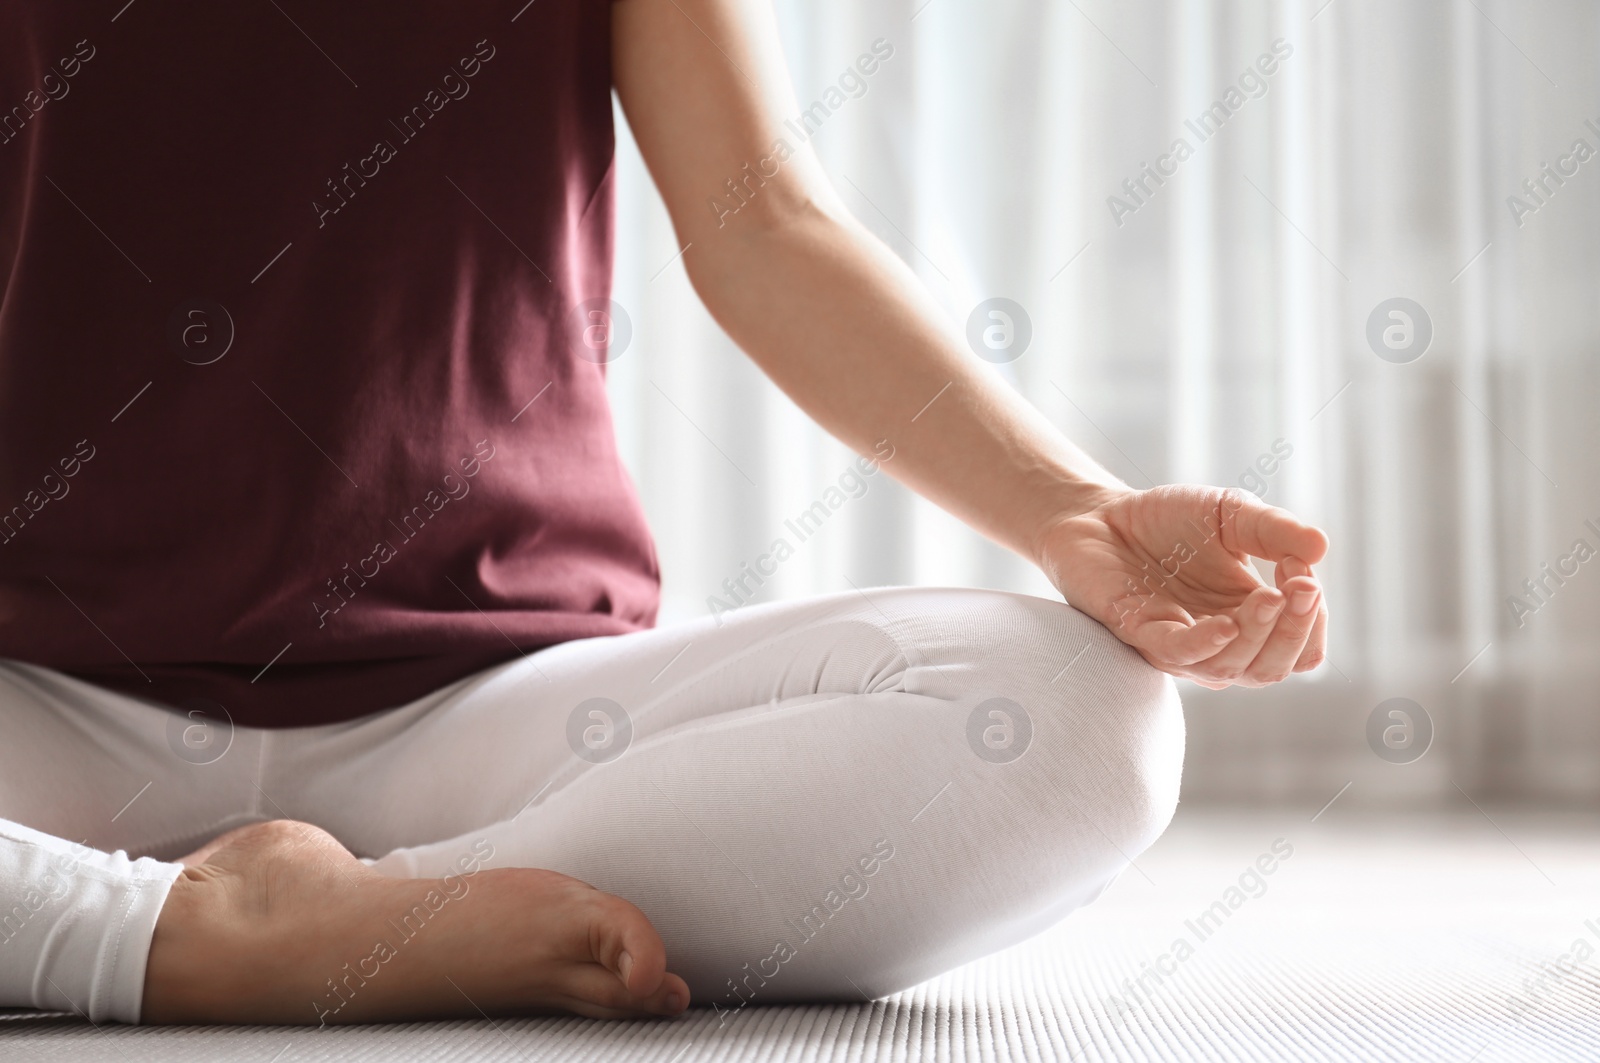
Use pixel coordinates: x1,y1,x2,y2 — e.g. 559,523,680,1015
0,0,1326,1025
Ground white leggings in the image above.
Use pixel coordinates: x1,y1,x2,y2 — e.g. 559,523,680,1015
0,587,1184,1024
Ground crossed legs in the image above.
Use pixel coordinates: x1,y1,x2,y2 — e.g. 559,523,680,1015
0,586,1184,1022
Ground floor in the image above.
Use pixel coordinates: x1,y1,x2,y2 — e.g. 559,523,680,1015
4,806,1598,1062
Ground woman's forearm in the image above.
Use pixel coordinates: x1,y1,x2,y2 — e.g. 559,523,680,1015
685,202,1128,570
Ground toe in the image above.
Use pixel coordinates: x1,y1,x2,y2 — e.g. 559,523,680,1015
585,892,669,997
557,965,690,1018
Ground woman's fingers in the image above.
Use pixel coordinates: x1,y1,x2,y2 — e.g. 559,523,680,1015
1293,595,1329,672
1186,586,1285,684
1115,597,1239,667
1276,556,1329,672
1098,518,1331,686
1239,576,1320,685
1221,491,1329,566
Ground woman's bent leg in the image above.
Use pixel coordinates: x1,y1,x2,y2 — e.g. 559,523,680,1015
309,587,1185,1009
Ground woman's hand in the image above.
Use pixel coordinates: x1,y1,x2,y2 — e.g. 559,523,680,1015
1034,485,1329,688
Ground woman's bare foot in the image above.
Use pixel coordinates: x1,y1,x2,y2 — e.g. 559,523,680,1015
142,819,691,1025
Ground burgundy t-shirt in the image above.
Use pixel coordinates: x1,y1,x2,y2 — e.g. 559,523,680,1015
0,1,660,727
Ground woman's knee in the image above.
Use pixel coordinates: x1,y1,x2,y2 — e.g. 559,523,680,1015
643,591,1187,1003
803,593,1185,997
856,586,1185,851
790,635,1184,1001
965,593,1186,854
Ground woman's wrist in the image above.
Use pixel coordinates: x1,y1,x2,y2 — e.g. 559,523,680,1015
1022,478,1134,576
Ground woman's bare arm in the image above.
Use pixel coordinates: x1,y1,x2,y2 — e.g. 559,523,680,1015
612,0,1329,687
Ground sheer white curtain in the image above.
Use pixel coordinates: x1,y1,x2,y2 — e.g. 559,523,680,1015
607,0,1600,803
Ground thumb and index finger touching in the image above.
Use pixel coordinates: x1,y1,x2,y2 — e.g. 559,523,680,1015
1111,491,1327,668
